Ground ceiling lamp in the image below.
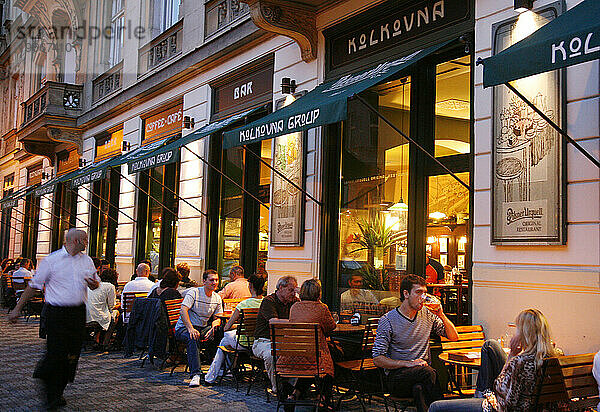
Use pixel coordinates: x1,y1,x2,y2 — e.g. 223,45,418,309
389,201,408,212
514,0,534,13
429,211,447,220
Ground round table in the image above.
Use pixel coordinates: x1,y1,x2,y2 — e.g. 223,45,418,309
333,323,365,333
438,351,481,369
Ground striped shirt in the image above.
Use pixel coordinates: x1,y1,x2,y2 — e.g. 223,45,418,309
175,287,223,331
372,307,446,364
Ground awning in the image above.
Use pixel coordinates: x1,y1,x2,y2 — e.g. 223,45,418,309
127,106,266,174
0,186,31,209
68,137,171,188
223,41,449,149
480,0,600,87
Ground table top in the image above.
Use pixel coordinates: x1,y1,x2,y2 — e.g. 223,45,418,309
215,312,233,320
438,351,481,369
333,323,365,333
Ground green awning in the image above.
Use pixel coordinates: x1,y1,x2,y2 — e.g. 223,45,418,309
33,168,82,197
127,106,265,174
0,186,31,209
481,0,600,88
223,41,448,149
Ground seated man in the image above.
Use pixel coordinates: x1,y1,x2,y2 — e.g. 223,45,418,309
11,258,34,284
174,269,223,388
252,275,298,393
340,274,378,311
218,265,251,300
121,263,155,322
373,274,458,412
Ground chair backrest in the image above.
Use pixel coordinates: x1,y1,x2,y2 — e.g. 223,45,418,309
3,274,13,289
536,353,599,408
440,325,485,351
121,292,146,321
163,298,183,329
271,322,320,377
223,298,244,312
361,317,380,368
237,307,260,346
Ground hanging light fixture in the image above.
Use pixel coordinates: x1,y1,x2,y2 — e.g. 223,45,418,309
390,78,409,212
428,175,447,220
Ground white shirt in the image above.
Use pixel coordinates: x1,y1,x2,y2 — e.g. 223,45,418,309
122,276,155,296
86,282,116,330
11,267,33,283
147,280,161,296
340,288,379,307
29,247,97,306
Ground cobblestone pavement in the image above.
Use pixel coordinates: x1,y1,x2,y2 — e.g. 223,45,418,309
0,312,393,411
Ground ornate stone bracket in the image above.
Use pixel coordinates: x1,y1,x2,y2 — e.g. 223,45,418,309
47,127,82,154
243,0,317,62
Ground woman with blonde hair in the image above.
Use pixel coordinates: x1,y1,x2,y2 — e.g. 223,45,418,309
429,308,558,412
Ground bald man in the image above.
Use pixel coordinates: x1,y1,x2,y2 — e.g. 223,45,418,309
9,228,99,410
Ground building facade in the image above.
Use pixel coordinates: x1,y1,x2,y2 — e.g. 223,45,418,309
0,0,597,355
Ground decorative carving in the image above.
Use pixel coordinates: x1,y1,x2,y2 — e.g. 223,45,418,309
243,0,317,62
47,127,82,153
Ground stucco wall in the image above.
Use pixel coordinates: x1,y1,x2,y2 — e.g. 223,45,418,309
473,0,600,354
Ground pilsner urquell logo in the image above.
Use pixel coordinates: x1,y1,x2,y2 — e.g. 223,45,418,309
506,207,544,225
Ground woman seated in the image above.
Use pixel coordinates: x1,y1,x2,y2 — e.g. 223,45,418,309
86,268,120,347
205,273,266,383
147,268,182,301
429,308,559,412
279,278,336,407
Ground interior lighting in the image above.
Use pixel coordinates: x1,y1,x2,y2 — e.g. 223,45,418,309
514,0,534,13
429,211,447,220
427,236,437,244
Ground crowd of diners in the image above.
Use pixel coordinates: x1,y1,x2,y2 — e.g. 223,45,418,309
2,256,600,412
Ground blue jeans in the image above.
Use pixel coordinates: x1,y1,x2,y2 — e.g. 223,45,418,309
175,326,206,377
428,398,484,412
476,339,507,393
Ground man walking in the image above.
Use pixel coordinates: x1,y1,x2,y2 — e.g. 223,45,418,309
9,229,99,410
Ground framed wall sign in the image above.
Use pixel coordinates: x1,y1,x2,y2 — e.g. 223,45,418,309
491,3,566,245
270,95,307,246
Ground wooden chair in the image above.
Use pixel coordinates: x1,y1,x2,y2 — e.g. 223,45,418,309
271,322,325,412
223,298,244,312
159,298,185,373
121,292,146,323
440,325,486,397
335,318,380,411
535,353,599,411
217,308,264,392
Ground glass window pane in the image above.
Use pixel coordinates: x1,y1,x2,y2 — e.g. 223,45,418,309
435,56,471,157
426,172,469,282
339,77,411,318
219,147,243,280
258,139,271,272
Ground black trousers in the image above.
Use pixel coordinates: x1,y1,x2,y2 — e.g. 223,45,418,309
34,304,86,403
386,364,443,412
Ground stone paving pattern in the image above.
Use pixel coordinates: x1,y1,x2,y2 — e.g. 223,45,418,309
0,311,393,411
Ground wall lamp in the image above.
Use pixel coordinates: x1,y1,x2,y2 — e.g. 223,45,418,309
79,159,87,168
514,0,534,13
41,172,52,180
122,141,131,151
183,116,195,129
281,77,297,95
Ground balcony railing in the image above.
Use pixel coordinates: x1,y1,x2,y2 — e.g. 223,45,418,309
92,61,123,103
205,0,250,39
138,20,183,76
21,81,83,127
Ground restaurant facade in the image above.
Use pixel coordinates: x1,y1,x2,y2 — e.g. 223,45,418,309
0,0,597,355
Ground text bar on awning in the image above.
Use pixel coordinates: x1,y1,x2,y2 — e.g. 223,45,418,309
222,41,450,149
480,0,600,88
127,106,266,174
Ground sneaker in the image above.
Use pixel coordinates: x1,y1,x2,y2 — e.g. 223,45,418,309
189,375,201,387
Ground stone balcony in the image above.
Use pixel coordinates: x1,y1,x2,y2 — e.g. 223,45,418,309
138,20,183,76
17,81,83,158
